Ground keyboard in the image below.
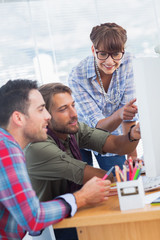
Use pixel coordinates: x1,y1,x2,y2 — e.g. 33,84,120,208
142,175,160,191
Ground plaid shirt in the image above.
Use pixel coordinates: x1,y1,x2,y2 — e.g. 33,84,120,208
0,128,73,240
68,52,138,156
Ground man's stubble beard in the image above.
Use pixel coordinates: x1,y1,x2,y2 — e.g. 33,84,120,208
50,118,79,135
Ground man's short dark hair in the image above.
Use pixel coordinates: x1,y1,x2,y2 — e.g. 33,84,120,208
39,82,72,114
0,79,38,127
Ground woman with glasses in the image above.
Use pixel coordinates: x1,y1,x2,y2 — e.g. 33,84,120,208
68,22,138,174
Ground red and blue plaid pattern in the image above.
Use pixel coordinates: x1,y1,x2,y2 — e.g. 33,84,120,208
0,128,70,239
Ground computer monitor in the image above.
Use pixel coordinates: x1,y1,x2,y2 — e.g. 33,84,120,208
133,56,160,177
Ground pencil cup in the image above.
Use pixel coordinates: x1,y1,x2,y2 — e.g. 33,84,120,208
117,176,145,211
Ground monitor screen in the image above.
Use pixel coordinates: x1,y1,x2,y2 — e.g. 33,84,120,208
133,56,160,177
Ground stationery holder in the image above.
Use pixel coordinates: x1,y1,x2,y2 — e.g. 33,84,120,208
117,176,145,211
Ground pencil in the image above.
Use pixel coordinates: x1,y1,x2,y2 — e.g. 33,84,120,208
119,168,124,181
102,166,115,180
133,168,141,180
129,157,133,180
123,165,127,181
115,165,121,182
127,168,130,181
131,167,137,180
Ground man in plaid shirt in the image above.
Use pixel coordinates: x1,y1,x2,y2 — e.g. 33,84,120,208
0,79,111,240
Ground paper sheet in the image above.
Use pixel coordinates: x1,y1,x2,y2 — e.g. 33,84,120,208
145,191,160,204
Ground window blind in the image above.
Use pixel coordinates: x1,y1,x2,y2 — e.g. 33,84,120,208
0,0,159,87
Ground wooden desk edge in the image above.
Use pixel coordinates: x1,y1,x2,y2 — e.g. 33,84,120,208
54,204,160,229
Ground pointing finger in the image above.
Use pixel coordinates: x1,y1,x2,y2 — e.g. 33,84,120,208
126,98,137,106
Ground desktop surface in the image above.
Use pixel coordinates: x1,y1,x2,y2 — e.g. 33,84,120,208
54,191,160,240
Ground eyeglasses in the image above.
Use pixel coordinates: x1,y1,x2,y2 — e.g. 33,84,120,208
95,50,124,61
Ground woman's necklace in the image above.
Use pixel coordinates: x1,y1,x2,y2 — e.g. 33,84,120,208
95,60,120,104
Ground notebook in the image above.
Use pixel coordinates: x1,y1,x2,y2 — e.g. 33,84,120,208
151,196,160,205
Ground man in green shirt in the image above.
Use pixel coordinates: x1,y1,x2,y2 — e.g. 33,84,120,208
25,82,140,202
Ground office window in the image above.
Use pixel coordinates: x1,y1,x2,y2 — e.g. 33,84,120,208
1,0,159,159
0,0,159,87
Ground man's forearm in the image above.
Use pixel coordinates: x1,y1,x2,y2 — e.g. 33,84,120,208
102,132,140,156
127,149,137,159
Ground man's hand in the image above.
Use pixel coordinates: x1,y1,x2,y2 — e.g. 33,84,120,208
119,98,138,121
74,177,111,209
